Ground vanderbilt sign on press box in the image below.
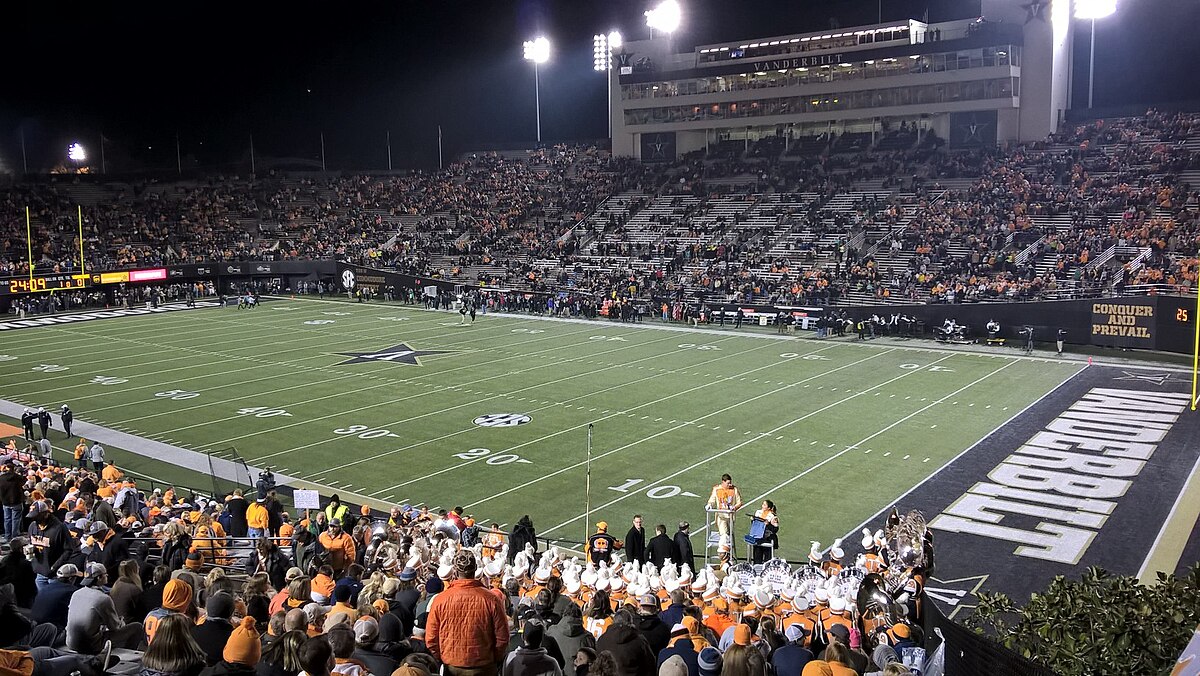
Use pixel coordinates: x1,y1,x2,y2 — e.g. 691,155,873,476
1091,301,1155,349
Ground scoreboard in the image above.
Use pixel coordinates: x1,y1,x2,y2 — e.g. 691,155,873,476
3,273,90,296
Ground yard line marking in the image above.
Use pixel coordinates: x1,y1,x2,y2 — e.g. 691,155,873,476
14,308,581,404
537,354,958,535
744,359,1017,507
390,342,862,499
834,363,1089,548
253,331,756,465
143,321,660,444
465,349,896,513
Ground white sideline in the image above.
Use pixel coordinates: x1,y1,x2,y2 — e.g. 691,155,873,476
0,398,297,488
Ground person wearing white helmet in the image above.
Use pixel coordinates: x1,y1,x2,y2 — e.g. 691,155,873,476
36,407,52,440
21,409,35,441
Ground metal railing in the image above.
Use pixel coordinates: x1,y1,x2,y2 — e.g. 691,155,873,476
1112,246,1154,287
1014,236,1045,267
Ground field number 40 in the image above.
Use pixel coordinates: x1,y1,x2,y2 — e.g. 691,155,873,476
237,406,292,418
609,478,699,499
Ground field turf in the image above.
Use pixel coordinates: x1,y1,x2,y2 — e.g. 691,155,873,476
0,297,1084,559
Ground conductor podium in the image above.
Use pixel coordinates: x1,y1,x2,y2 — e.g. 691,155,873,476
704,508,775,564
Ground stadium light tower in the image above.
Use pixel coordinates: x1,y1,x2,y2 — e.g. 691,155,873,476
67,142,86,162
645,0,682,38
523,36,551,145
1075,0,1116,109
594,31,623,140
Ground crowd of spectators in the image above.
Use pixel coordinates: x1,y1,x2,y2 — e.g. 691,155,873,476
0,435,933,676
3,112,1199,310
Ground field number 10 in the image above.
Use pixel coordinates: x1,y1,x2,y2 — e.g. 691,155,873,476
608,478,699,499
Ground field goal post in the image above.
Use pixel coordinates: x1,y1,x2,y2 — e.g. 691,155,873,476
206,446,254,499
1192,290,1200,411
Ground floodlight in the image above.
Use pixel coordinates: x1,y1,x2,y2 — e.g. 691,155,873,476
594,34,609,71
68,143,86,162
645,0,682,34
523,36,551,64
607,31,623,49
1075,0,1116,19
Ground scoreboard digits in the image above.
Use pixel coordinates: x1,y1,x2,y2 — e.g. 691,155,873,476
3,274,90,296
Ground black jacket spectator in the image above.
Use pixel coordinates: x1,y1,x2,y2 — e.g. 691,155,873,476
595,622,655,676
673,529,695,570
352,643,399,676
225,495,249,538
636,612,671,656
0,548,37,609
162,535,192,572
0,470,23,507
87,530,130,582
646,533,678,570
30,577,78,627
193,618,235,666
624,525,646,566
508,516,536,563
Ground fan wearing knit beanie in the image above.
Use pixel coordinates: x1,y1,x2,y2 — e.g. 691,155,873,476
193,592,237,666
697,647,722,676
200,616,261,676
144,579,195,644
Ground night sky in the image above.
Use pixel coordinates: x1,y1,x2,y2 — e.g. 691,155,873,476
3,0,1198,173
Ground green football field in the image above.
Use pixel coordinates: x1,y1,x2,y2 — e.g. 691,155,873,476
0,297,1085,559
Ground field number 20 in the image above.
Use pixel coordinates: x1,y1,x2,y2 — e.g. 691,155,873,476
453,448,532,465
609,478,699,499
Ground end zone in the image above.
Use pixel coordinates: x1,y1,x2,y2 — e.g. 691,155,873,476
854,365,1200,616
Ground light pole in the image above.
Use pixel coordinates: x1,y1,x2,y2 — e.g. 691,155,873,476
644,0,682,39
1075,0,1116,110
523,36,551,145
594,31,623,141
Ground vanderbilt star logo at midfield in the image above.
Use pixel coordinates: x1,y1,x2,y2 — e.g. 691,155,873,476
337,343,452,366
1112,370,1184,386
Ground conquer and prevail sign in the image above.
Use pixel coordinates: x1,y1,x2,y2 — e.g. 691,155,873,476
1091,301,1155,348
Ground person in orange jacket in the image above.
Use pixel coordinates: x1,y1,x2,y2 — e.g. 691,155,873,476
318,519,357,575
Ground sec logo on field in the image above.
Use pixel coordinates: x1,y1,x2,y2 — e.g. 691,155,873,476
473,413,531,428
